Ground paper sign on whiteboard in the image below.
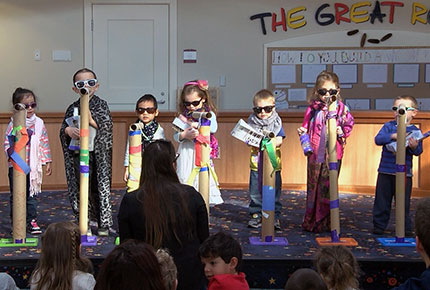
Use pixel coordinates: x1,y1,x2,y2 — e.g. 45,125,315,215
363,64,388,83
333,64,357,84
272,65,296,84
302,64,326,83
393,64,419,83
288,88,307,101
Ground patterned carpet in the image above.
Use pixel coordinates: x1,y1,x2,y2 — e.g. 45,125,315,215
0,189,426,289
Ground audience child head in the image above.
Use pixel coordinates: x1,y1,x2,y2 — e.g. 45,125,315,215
252,89,276,121
30,221,93,290
314,246,360,290
95,239,166,290
178,80,216,114
310,70,342,103
135,94,159,125
12,87,38,118
284,268,327,290
415,197,430,267
199,231,243,280
0,272,19,290
156,249,178,290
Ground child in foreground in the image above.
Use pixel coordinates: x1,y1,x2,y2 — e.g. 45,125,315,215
199,231,249,290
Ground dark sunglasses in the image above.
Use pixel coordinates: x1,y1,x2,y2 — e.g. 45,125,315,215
317,88,338,96
74,79,98,89
23,102,37,109
174,153,180,162
184,99,202,107
392,106,416,112
136,107,157,114
253,106,275,114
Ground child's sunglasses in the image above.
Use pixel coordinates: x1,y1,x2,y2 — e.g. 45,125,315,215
253,106,275,114
74,79,98,89
14,102,37,111
317,88,338,96
392,106,416,112
23,102,37,109
136,107,157,114
184,99,202,107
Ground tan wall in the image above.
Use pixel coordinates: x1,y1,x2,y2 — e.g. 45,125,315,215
1,111,429,197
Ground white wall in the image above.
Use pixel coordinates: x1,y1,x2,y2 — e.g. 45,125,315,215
0,0,429,112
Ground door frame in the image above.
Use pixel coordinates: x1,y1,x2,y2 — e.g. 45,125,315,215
83,0,177,111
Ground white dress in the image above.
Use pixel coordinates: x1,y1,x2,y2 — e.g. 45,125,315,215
173,113,223,205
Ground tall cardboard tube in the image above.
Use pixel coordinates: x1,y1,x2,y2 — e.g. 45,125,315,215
395,105,406,240
198,119,211,212
79,89,90,237
12,105,27,242
328,100,340,242
127,123,142,192
261,139,276,242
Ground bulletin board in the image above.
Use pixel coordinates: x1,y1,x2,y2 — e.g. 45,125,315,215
267,47,430,110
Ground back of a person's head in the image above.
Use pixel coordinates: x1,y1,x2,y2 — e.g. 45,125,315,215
284,268,327,290
141,140,178,183
199,231,243,272
415,197,430,257
95,239,166,290
156,249,177,290
0,273,19,290
32,221,92,290
315,246,360,290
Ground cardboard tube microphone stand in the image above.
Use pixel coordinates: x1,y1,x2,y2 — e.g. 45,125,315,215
395,105,406,242
127,123,142,192
196,112,212,212
261,137,276,242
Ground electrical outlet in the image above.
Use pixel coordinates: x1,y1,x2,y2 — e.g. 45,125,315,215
34,50,41,61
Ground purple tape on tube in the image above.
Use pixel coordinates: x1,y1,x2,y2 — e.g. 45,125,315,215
396,164,406,172
327,111,337,119
265,235,273,242
262,185,275,211
330,199,340,209
15,239,23,244
329,162,338,170
80,165,89,173
201,118,210,126
331,229,340,242
396,237,405,243
128,130,141,136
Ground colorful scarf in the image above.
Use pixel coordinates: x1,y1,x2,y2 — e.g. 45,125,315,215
247,110,282,136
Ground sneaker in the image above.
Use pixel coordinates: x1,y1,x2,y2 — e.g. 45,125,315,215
28,219,42,235
372,227,384,235
98,227,117,237
248,214,262,228
274,219,281,231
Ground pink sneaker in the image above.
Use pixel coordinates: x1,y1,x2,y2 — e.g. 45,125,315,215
28,219,42,235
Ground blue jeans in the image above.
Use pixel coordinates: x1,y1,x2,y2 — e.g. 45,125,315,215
249,170,282,218
8,167,38,224
373,173,412,232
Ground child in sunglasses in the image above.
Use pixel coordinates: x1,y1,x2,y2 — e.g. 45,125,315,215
372,95,422,237
173,80,223,205
59,68,114,237
297,71,354,233
123,94,165,182
247,89,284,230
4,87,52,234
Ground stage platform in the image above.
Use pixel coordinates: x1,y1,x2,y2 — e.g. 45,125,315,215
0,189,425,289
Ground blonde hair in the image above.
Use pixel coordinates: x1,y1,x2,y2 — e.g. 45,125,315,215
395,95,418,109
31,222,93,290
315,246,360,290
178,80,216,114
309,71,341,103
156,249,177,290
253,89,275,106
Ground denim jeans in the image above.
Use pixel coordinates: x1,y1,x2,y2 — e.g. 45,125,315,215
373,173,412,231
249,170,282,218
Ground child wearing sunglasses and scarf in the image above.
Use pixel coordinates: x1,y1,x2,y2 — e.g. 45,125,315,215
4,87,52,234
123,94,165,183
247,89,285,230
59,68,114,237
297,71,354,233
173,80,223,205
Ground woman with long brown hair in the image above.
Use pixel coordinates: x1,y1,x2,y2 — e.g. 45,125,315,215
118,139,209,290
